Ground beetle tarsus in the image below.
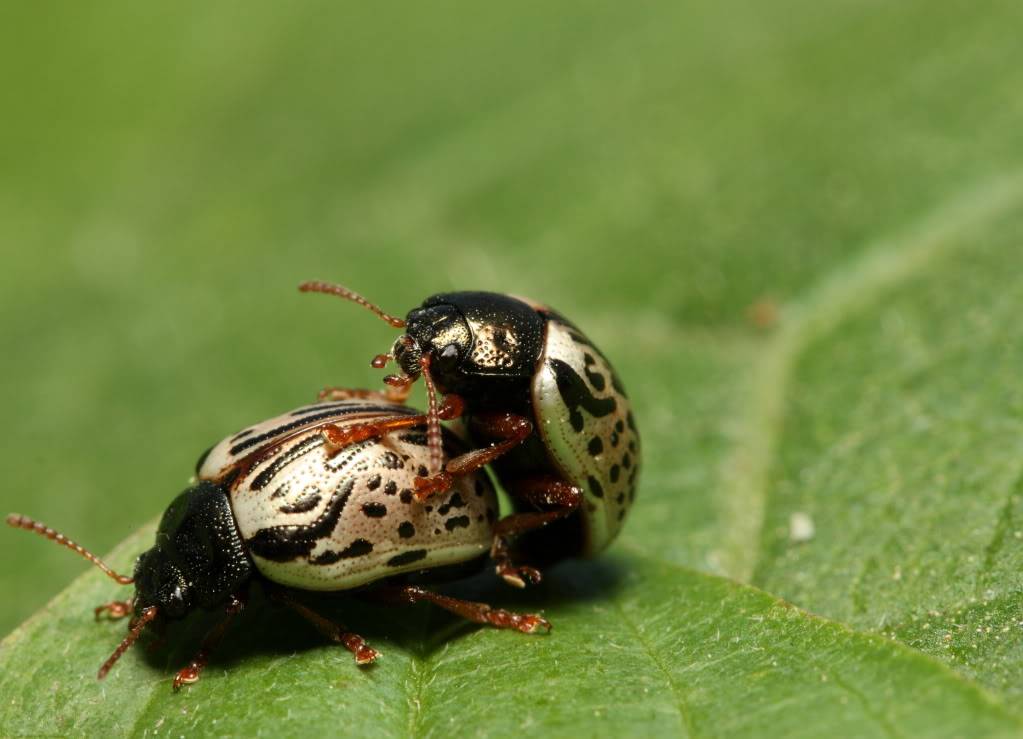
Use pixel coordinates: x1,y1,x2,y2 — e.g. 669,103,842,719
413,472,454,501
94,600,133,621
271,589,379,667
495,563,544,589
353,643,380,666
169,595,245,691
366,584,552,636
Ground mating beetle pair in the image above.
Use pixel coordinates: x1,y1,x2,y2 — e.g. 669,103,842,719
9,283,639,689
301,283,641,583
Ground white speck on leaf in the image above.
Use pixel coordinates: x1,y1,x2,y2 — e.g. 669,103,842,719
789,512,815,543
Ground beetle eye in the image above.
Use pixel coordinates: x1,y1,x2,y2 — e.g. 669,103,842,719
439,343,459,361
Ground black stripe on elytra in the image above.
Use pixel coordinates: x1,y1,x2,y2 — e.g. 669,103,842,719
362,502,387,518
438,493,466,516
230,428,255,442
311,538,373,565
380,451,403,469
398,431,429,446
444,515,470,531
248,479,355,562
554,318,629,398
194,445,214,475
587,475,604,498
230,404,418,456
583,353,606,392
289,403,391,417
251,435,325,491
387,549,427,567
550,359,617,433
278,491,322,515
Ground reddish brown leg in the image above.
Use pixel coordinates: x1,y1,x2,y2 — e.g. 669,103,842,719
491,477,583,588
94,600,133,621
413,412,533,501
172,595,245,691
365,584,551,635
271,590,378,666
318,396,463,455
316,384,411,404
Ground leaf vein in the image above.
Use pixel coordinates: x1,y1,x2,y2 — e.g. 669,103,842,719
716,171,1023,583
609,595,694,738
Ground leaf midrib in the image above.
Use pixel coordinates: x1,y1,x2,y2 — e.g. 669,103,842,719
712,169,1023,583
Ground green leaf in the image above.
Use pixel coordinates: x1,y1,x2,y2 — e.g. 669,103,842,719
745,187,1023,705
4,0,1023,735
2,526,1020,737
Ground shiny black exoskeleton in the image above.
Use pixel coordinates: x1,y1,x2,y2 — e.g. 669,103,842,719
131,481,252,621
393,292,546,409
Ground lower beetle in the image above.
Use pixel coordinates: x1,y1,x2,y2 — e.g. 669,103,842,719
8,400,549,690
299,282,641,587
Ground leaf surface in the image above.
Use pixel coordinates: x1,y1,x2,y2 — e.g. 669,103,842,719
3,0,1023,735
3,528,1021,737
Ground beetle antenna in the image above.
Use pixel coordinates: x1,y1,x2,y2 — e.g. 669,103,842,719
98,606,157,679
6,514,134,585
418,356,444,475
298,281,407,329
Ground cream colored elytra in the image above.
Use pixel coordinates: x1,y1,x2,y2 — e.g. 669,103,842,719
197,401,498,591
531,318,641,556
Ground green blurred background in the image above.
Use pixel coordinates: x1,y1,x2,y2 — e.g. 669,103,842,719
1,0,1021,638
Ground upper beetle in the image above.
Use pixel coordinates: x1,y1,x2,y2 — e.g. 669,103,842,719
8,400,548,690
299,282,641,587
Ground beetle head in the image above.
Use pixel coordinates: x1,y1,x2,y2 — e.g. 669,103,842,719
134,481,252,620
393,302,471,388
298,281,462,477
8,478,254,680
130,545,191,620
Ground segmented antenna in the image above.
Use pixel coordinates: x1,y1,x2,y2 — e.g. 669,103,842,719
298,281,407,328
98,606,157,679
6,514,134,585
418,356,444,476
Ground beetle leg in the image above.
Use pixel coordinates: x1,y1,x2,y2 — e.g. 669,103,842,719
365,584,550,635
319,415,423,453
172,595,245,691
270,589,378,665
413,412,532,501
316,384,411,404
491,477,583,588
318,397,463,456
94,599,133,621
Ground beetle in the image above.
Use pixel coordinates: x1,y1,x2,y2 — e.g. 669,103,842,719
299,282,641,588
8,400,549,690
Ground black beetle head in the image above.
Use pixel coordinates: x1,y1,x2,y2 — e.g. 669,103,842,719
131,545,191,620
297,282,545,412
394,303,471,385
131,481,252,622
7,480,253,680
